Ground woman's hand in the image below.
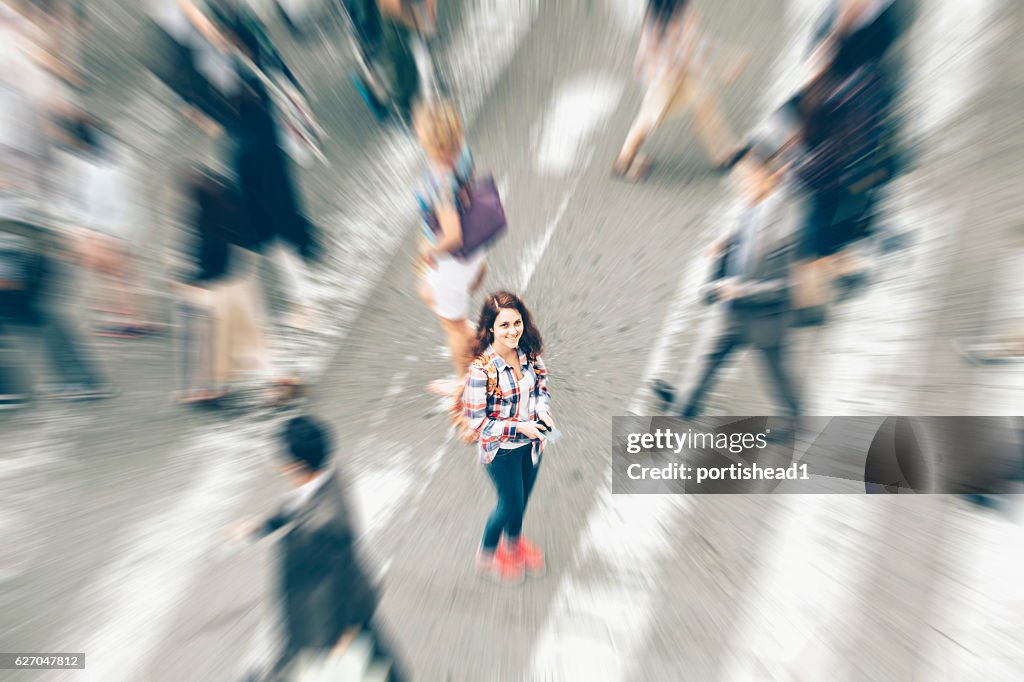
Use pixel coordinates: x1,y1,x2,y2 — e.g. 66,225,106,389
182,105,221,138
517,421,548,441
538,409,555,430
224,517,259,544
706,236,729,259
331,626,360,658
418,238,437,269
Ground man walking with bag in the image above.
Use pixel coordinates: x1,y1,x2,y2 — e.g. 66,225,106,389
233,416,407,682
658,133,804,419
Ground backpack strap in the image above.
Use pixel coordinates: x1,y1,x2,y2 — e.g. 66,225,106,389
482,356,499,400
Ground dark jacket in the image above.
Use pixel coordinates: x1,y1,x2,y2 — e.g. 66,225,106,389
260,471,379,655
186,173,245,284
224,9,314,257
793,63,893,194
148,3,315,258
703,188,801,344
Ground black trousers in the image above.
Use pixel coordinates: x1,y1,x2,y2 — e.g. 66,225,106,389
0,253,102,390
482,444,540,552
680,317,802,418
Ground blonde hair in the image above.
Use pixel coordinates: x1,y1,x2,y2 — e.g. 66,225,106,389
414,99,464,162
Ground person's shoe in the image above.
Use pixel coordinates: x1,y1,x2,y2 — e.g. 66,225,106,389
46,383,119,401
954,339,1024,366
0,393,29,411
505,536,545,577
426,378,457,397
476,548,523,585
793,306,828,328
651,379,676,411
611,154,651,182
474,549,497,578
494,545,525,586
834,270,871,302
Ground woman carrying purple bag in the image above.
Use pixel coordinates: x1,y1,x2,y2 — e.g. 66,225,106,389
414,99,505,396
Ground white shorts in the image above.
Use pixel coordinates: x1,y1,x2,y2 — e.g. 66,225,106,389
425,251,486,321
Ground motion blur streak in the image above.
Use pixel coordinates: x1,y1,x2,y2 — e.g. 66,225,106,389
1,0,1021,680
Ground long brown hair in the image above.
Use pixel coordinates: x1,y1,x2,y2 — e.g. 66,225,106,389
471,291,544,361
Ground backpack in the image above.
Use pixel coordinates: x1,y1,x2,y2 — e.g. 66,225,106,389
450,356,500,444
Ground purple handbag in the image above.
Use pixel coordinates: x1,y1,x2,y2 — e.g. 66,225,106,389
427,174,507,260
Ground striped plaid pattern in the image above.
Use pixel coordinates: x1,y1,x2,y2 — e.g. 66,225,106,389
463,345,551,464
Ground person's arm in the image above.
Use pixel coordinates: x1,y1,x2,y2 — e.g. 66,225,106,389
731,198,802,306
176,0,229,51
699,232,736,305
429,202,463,255
420,173,465,261
258,506,294,536
533,355,553,425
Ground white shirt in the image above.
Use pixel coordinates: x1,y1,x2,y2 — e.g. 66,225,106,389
283,470,330,515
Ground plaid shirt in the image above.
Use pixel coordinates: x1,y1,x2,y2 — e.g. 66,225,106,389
463,345,551,465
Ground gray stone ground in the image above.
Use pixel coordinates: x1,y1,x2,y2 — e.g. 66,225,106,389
1,1,1021,681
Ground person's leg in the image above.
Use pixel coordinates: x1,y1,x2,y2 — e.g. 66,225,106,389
614,77,677,175
25,258,106,389
347,0,384,58
691,84,739,166
758,341,802,418
209,281,233,390
678,329,741,417
94,245,140,332
235,271,274,378
270,240,315,327
0,319,28,402
519,445,541,518
481,450,525,553
380,18,419,118
500,447,529,541
506,443,544,573
469,260,488,295
439,315,473,382
363,617,409,682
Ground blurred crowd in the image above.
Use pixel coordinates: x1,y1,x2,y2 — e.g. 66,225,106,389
1,0,1021,680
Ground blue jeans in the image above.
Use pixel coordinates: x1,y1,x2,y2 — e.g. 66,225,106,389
481,444,540,553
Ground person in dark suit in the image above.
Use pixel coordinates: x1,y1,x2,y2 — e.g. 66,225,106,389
658,133,804,418
238,416,407,681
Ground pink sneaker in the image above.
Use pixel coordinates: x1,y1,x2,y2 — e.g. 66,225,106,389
484,546,525,586
475,549,497,577
505,536,545,577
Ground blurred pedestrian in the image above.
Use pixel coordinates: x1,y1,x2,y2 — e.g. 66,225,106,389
172,167,239,405
173,166,302,406
57,114,156,338
161,0,322,330
233,415,407,682
612,0,745,181
413,99,490,397
462,292,552,585
376,0,434,119
668,135,803,418
786,0,906,323
1,2,115,402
